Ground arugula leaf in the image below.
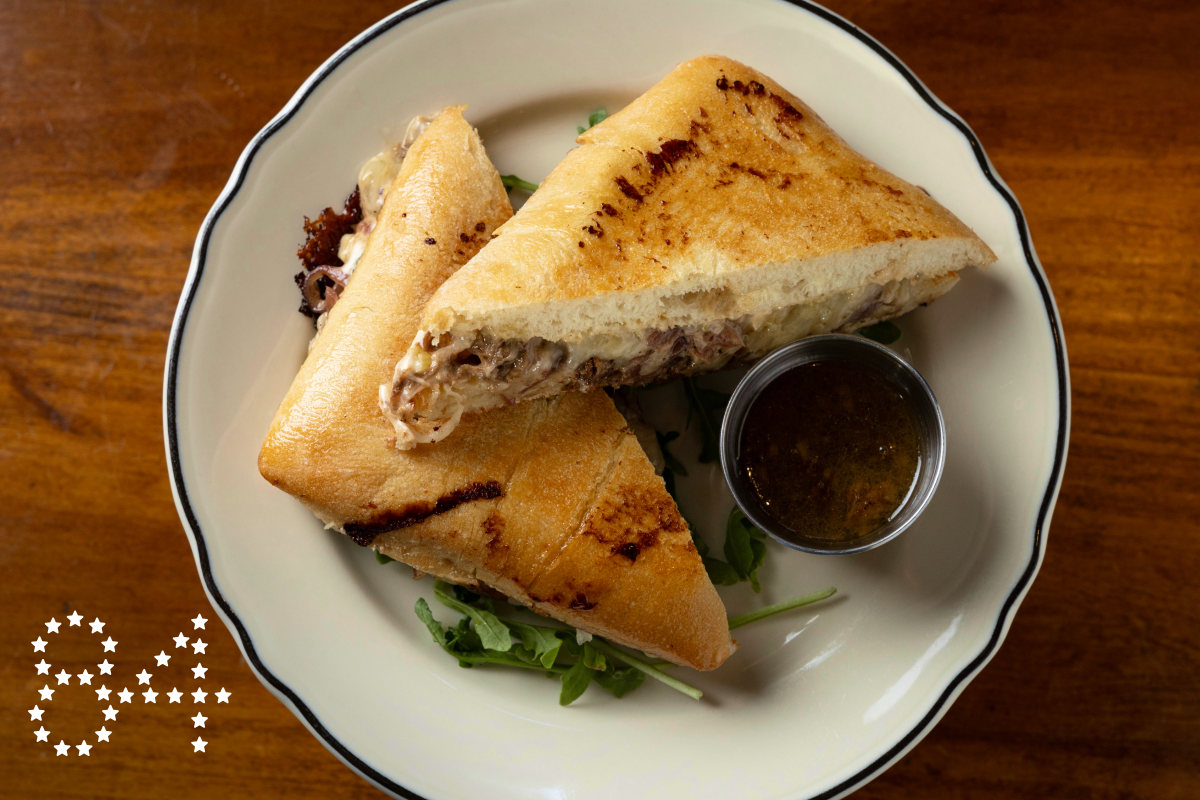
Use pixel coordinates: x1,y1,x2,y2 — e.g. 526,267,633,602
500,174,539,194
414,597,446,643
416,595,687,704
374,551,395,565
559,657,594,705
582,642,607,672
724,510,755,578
724,507,768,593
451,583,495,611
507,620,563,669
857,320,902,344
594,664,646,698
578,108,608,134
727,587,837,630
748,539,767,593
416,598,569,673
703,557,741,586
682,378,731,463
656,430,688,477
587,639,703,701
433,581,513,652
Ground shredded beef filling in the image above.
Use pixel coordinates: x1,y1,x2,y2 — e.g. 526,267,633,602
382,276,939,448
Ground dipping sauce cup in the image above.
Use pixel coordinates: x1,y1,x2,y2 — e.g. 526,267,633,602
720,334,946,555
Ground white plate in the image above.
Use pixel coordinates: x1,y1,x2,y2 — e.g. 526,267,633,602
164,1,1069,798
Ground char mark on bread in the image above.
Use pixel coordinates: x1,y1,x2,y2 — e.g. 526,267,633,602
343,480,503,546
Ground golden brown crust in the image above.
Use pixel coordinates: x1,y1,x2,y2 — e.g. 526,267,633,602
422,55,995,337
258,106,732,670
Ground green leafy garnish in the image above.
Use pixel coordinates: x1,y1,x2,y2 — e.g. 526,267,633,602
500,174,539,194
577,108,608,135
558,657,594,705
703,555,742,587
582,642,607,672
415,598,552,671
433,581,512,652
414,581,701,705
857,320,902,344
594,664,646,697
723,507,769,593
727,587,837,630
374,551,395,565
588,638,702,700
507,620,563,669
682,377,731,464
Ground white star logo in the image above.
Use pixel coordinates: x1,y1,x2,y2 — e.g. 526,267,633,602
55,669,71,685
77,669,93,685
45,618,61,634
192,737,207,753
101,637,117,652
29,705,44,721
118,688,133,703
39,685,55,701
167,688,183,703
67,612,83,626
174,633,190,648
215,688,231,703
96,685,111,701
97,659,113,675
191,688,207,704
76,741,92,757
136,669,152,685
102,705,118,721
32,637,47,653
142,688,158,704
192,614,207,630
89,618,105,634
191,712,207,728
154,651,171,667
191,639,207,655
55,740,70,756
96,727,111,743
34,726,49,742
191,663,207,680
35,659,51,675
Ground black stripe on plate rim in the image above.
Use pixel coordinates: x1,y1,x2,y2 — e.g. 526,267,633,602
163,1,1069,798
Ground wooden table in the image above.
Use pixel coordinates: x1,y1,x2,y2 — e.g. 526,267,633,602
2,1,1196,797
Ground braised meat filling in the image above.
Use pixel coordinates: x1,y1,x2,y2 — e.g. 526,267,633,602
380,275,942,449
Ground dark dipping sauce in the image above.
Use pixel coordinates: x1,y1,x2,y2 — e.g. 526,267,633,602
739,359,922,543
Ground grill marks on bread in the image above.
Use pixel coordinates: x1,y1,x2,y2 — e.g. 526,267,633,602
343,480,503,545
569,62,931,284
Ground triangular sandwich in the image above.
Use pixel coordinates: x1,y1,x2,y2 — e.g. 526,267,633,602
259,107,733,670
383,55,995,448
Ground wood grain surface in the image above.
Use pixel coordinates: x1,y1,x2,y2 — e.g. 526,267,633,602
2,1,1197,797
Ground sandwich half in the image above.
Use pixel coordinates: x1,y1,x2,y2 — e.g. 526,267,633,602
259,106,734,671
382,55,996,448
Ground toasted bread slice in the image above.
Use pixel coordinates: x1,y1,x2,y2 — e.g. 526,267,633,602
259,106,733,671
382,55,994,448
